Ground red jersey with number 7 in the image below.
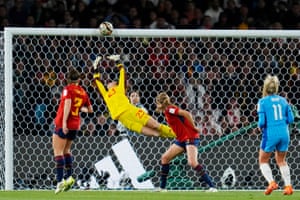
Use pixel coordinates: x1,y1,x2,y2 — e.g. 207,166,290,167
54,83,91,130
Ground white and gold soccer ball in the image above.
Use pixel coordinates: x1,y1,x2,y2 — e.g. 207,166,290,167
99,21,113,36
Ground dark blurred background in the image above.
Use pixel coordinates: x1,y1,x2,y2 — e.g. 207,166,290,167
1,0,300,30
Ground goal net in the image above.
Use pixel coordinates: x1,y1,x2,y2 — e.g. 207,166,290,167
2,28,300,190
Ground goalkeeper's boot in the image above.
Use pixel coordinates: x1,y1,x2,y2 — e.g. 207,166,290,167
55,179,66,194
63,176,75,192
159,124,176,139
264,181,278,195
283,185,293,195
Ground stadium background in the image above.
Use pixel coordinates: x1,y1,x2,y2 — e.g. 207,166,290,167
1,0,300,191
1,29,300,190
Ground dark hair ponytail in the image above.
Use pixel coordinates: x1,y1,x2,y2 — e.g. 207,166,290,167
67,68,80,82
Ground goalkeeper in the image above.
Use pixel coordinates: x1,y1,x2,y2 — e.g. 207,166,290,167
92,55,175,138
117,90,148,136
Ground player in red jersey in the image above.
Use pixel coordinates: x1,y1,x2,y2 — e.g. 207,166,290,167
53,68,93,194
155,92,217,192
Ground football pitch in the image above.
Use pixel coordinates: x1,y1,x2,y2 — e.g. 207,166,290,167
0,190,298,200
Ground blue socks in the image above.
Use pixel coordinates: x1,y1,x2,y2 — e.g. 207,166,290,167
64,153,73,178
55,154,74,182
160,164,170,189
194,164,215,188
55,155,65,182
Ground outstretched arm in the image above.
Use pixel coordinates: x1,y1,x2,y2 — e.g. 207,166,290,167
117,63,126,93
107,54,126,93
92,56,107,96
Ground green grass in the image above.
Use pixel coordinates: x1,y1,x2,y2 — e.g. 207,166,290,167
0,190,298,200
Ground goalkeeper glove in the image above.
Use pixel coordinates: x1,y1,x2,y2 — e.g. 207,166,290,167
107,54,127,70
107,54,124,68
107,54,120,62
93,56,102,79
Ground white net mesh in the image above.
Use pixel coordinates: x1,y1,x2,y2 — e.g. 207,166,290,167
2,29,300,190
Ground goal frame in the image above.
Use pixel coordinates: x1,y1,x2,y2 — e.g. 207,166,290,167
4,27,300,190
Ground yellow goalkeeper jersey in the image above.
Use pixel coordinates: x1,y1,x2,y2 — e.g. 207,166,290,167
95,67,130,120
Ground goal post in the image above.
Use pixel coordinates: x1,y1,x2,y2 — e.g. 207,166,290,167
4,29,14,190
2,27,300,190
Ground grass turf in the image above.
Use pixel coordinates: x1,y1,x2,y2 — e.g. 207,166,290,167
0,190,298,200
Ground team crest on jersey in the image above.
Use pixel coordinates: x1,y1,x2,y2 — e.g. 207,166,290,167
169,108,175,114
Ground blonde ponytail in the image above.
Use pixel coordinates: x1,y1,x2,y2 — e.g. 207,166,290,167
262,74,279,97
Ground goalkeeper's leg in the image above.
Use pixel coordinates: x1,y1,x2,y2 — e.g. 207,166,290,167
119,108,176,138
138,122,175,138
145,117,176,138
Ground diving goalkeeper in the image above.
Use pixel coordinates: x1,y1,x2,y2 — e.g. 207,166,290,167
92,55,175,138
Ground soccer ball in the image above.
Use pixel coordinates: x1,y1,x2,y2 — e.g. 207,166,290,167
99,21,113,36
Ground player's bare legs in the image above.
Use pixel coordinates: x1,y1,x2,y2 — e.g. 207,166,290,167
144,117,160,128
186,145,199,168
52,134,67,156
160,144,184,189
259,150,278,195
275,151,293,195
186,144,216,191
161,144,184,164
141,126,160,137
144,117,176,138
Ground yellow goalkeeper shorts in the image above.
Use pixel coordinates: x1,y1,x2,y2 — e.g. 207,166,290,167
118,105,150,134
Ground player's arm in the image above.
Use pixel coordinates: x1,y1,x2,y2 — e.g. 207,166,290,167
117,64,126,92
286,104,294,124
92,56,107,96
94,79,107,97
62,98,71,134
81,91,93,113
107,54,126,93
80,105,93,113
257,101,266,129
177,108,200,132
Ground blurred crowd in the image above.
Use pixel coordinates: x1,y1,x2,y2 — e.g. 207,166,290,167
12,34,300,137
7,0,300,138
1,0,300,30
